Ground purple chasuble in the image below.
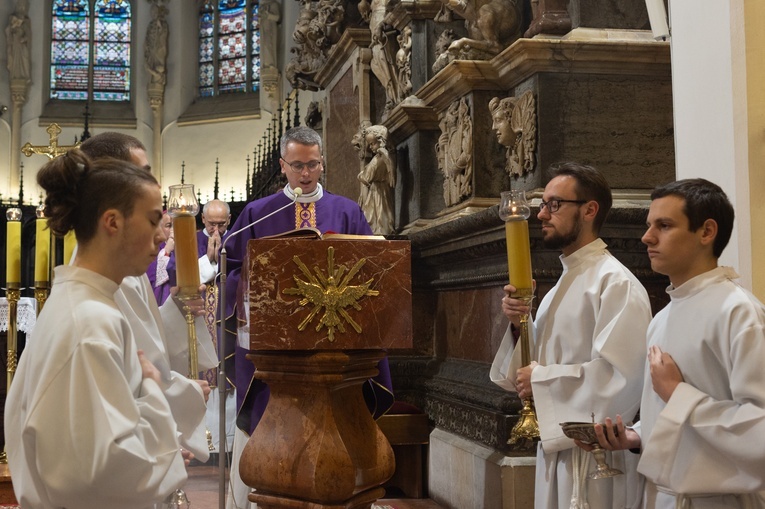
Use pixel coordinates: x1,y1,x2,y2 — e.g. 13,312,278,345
146,241,176,305
224,189,394,434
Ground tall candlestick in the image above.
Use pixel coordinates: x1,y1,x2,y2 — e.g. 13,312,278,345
498,190,540,447
35,205,51,283
5,208,22,285
63,229,76,266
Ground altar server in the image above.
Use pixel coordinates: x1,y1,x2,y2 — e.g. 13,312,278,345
490,162,652,509
5,150,187,509
80,132,214,461
587,178,765,509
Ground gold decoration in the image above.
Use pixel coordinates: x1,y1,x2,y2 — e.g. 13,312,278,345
21,123,80,159
284,246,379,342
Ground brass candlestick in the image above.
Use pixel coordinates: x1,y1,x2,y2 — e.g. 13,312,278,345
34,283,50,315
1,285,21,465
499,191,540,446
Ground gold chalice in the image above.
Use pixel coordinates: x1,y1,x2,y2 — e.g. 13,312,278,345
560,421,623,480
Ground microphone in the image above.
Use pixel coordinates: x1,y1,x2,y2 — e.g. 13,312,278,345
214,185,302,501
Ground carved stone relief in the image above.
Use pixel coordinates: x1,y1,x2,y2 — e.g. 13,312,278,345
395,25,413,100
359,0,401,119
286,0,348,90
489,90,537,177
437,97,473,208
433,0,522,68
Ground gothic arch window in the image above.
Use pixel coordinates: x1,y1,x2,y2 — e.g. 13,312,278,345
198,0,260,98
50,0,132,102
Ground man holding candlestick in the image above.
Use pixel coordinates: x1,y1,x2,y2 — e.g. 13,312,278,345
223,126,394,509
490,162,652,509
80,132,216,462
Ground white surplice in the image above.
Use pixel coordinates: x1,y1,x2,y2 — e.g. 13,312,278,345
491,239,652,509
4,266,187,509
118,273,216,461
637,267,765,509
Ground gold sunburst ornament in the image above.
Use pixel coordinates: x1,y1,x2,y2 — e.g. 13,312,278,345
283,246,379,342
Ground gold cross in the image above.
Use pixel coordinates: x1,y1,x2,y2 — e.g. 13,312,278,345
21,123,81,159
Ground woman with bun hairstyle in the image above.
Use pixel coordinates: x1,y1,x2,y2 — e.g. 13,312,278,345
4,150,189,509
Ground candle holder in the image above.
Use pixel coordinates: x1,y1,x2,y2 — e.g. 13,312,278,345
498,191,540,446
166,184,215,460
35,204,51,315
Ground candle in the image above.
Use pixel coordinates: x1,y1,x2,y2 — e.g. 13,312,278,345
173,214,201,297
505,220,533,291
499,190,533,292
167,183,201,298
5,208,22,285
35,205,50,283
63,229,76,266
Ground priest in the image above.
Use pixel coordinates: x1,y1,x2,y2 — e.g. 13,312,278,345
223,126,394,509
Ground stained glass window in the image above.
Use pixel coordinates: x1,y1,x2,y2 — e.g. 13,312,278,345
198,0,260,97
50,0,131,102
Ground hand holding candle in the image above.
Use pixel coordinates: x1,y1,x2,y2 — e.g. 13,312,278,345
5,208,22,286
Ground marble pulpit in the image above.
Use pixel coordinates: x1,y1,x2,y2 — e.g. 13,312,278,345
239,237,412,509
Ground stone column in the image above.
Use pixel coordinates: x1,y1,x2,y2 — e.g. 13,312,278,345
9,80,28,196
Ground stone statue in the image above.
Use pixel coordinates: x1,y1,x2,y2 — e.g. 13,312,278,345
437,97,472,207
360,0,400,118
260,0,281,72
5,0,31,84
432,29,456,74
144,2,169,87
435,0,522,67
395,25,413,100
305,101,323,129
356,125,396,234
489,91,537,177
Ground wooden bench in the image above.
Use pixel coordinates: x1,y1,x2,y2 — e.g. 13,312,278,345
377,403,430,499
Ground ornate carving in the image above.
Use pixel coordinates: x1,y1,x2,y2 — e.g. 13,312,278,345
283,247,379,343
489,90,537,177
359,0,401,119
354,124,396,234
286,0,348,90
395,25,413,99
434,0,522,68
432,29,457,74
6,0,31,85
437,97,473,207
305,100,323,129
144,0,169,88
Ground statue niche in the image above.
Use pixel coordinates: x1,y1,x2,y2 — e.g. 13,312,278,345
437,97,473,208
489,90,537,177
434,0,522,68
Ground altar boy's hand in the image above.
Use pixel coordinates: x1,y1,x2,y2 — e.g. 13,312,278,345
170,284,207,317
575,415,642,452
500,282,535,328
649,345,683,402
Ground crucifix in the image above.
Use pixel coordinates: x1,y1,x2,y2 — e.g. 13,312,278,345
21,123,80,159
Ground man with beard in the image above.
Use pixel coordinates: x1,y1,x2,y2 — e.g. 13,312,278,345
490,162,652,509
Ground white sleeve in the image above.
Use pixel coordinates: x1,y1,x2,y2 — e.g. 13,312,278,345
198,253,218,284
